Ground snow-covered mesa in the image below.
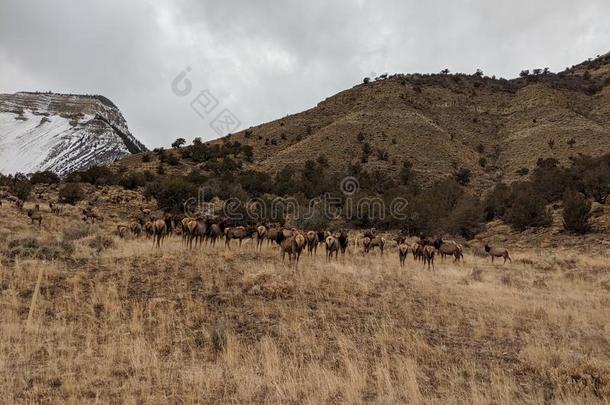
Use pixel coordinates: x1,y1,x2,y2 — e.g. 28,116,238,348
0,92,146,176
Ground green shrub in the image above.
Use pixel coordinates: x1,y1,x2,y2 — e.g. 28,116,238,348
483,182,510,221
6,237,73,261
171,138,186,148
533,158,565,202
297,204,331,230
399,161,414,185
161,152,180,166
59,183,84,204
120,172,147,190
87,234,115,253
62,225,94,242
447,196,483,239
562,190,591,234
30,171,60,184
144,177,198,212
10,173,32,201
503,183,551,231
581,164,610,203
66,166,119,185
454,168,471,186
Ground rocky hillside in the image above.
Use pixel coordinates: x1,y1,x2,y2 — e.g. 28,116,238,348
119,52,610,194
0,92,146,176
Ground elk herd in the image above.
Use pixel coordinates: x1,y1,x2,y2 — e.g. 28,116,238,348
116,211,512,268
0,197,512,267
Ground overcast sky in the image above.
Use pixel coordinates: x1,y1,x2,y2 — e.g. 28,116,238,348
1,0,609,148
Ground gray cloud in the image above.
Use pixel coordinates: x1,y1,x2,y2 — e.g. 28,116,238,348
1,0,609,147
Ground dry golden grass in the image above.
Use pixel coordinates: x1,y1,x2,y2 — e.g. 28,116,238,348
0,206,609,403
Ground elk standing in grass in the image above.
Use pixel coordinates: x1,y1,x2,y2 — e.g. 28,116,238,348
265,227,280,246
188,218,208,249
292,232,306,264
117,225,129,238
325,235,341,262
369,236,386,255
129,222,142,237
27,207,42,227
411,241,423,262
143,221,154,238
422,244,435,270
434,238,464,262
396,237,410,267
277,230,306,265
361,236,371,254
337,230,349,256
152,219,167,248
225,226,255,249
306,231,319,255
82,207,104,223
49,202,61,215
256,224,267,251
485,244,512,264
180,217,193,246
208,221,226,247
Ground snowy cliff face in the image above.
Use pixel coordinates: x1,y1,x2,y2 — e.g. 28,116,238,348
0,92,146,175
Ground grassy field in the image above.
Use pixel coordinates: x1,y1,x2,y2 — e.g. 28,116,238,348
1,215,609,404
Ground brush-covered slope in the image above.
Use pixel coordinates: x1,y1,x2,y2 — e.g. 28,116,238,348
121,52,610,193
0,92,146,176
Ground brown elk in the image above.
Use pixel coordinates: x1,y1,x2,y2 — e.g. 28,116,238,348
337,230,349,255
411,241,423,262
129,222,142,237
180,217,193,245
422,244,435,270
117,225,130,238
361,236,371,253
484,244,512,264
207,220,226,247
152,219,167,248
49,202,61,215
27,208,42,227
306,230,319,255
365,236,385,255
256,224,267,251
276,230,306,265
292,232,306,264
397,237,410,267
82,207,103,223
434,238,464,262
143,221,155,238
187,218,208,248
224,226,255,249
265,227,280,246
324,235,341,262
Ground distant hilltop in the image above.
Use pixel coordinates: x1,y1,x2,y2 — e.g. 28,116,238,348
0,91,146,175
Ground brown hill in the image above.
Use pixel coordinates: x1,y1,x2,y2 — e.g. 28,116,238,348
119,52,610,193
